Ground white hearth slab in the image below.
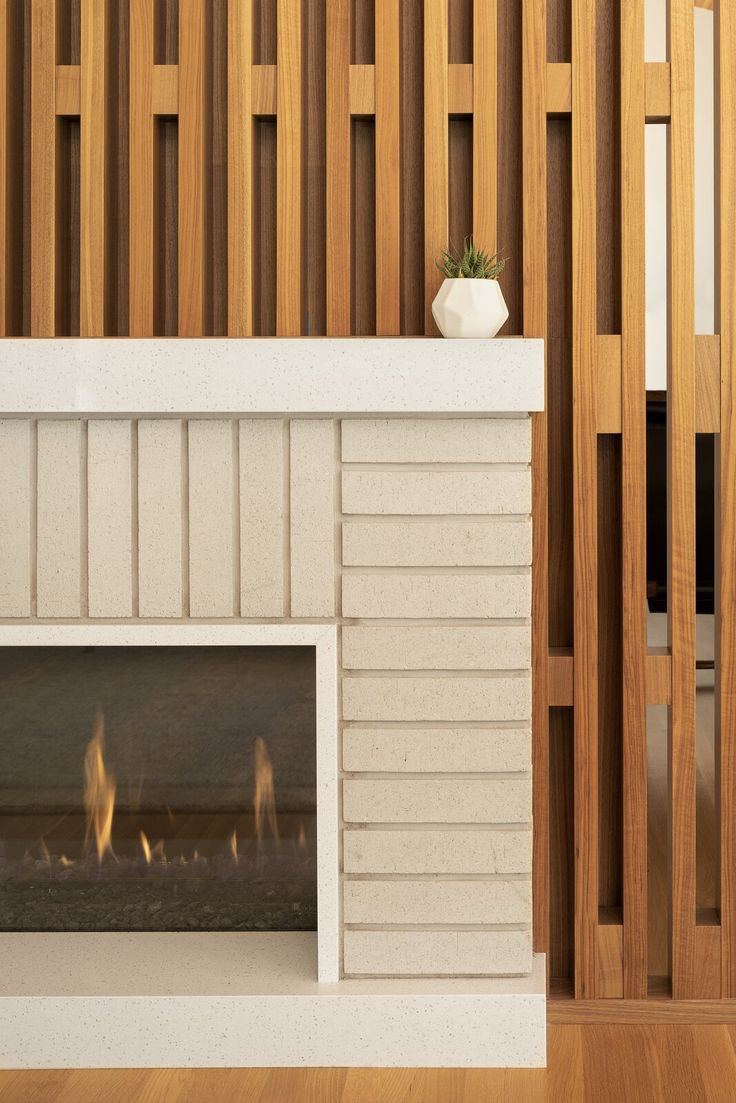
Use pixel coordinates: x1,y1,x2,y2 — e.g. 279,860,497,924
0,934,546,1068
0,338,544,414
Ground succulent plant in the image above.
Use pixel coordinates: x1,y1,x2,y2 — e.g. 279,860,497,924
436,237,507,280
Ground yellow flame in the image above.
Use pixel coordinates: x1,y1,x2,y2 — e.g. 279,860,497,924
140,831,152,864
297,822,307,851
39,838,51,865
59,855,73,868
84,710,116,863
253,737,279,843
229,829,238,863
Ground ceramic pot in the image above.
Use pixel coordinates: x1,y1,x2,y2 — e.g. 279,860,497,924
431,278,509,338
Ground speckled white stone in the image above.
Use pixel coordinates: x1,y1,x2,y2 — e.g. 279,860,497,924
0,339,544,414
342,572,531,620
343,778,531,824
341,625,530,670
342,675,531,722
342,727,531,773
343,879,532,926
341,417,531,463
0,934,545,1067
341,469,530,515
342,519,532,567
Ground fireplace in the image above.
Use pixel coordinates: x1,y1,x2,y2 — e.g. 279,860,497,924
0,645,317,934
0,337,545,1069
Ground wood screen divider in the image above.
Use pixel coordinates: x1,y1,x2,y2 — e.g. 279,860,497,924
178,0,206,336
423,0,448,336
275,0,302,336
30,0,56,336
80,0,107,337
227,0,253,336
129,0,155,336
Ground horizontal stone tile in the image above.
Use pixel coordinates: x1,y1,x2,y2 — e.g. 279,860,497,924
342,676,530,722
343,779,531,823
342,626,530,670
342,728,531,773
342,520,531,567
343,829,532,874
343,930,532,976
343,880,532,925
341,418,530,463
342,470,530,515
342,573,530,620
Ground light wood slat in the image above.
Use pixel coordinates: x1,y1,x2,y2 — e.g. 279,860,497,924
87,421,133,618
596,335,622,433
620,0,648,1000
645,62,671,122
668,0,699,1001
696,334,720,432
546,62,571,114
227,0,252,336
522,0,549,980
0,420,32,616
178,0,206,336
348,63,374,116
473,0,497,256
80,0,106,337
545,61,672,121
716,0,736,999
448,63,472,114
30,0,56,336
0,0,6,334
596,922,624,999
129,0,154,336
375,0,400,335
276,0,302,336
152,64,178,115
423,0,448,334
36,421,82,618
138,420,183,618
549,652,674,707
326,0,350,335
571,0,599,1000
253,65,277,115
55,66,80,115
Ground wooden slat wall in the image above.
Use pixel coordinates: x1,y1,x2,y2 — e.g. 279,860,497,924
0,0,731,1006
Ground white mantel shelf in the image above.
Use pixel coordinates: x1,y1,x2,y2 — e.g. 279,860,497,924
0,337,544,415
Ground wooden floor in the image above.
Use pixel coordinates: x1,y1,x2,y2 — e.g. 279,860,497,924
1,1025,735,1103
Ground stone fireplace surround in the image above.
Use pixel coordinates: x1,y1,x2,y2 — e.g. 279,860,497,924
0,338,545,1068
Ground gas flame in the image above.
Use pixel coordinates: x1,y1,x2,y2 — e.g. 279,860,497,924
84,710,116,863
253,736,279,843
297,822,307,852
140,831,152,864
229,829,239,863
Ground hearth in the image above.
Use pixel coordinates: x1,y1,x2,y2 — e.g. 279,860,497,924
0,645,317,933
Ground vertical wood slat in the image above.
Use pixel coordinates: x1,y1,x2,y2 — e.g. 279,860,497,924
620,0,648,1000
30,0,56,336
178,0,206,336
129,0,154,336
473,0,497,255
239,419,285,617
276,0,302,336
571,0,599,999
80,0,107,336
36,421,82,619
188,419,236,618
326,0,351,335
423,0,448,335
375,0,400,335
0,420,32,617
522,0,549,980
716,0,736,1001
138,420,184,618
87,420,133,618
227,0,252,336
667,0,698,1001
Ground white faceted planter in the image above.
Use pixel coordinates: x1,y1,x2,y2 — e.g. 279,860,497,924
432,278,509,339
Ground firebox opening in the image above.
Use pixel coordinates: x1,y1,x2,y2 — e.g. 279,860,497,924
0,646,317,933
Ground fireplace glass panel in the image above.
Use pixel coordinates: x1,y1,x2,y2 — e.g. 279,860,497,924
0,646,317,932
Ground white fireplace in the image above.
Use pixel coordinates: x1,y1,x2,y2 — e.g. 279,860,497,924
0,338,545,1068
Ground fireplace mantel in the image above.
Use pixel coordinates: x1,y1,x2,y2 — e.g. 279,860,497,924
0,337,546,1068
0,337,544,415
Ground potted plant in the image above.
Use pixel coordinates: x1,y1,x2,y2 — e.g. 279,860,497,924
432,238,508,338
